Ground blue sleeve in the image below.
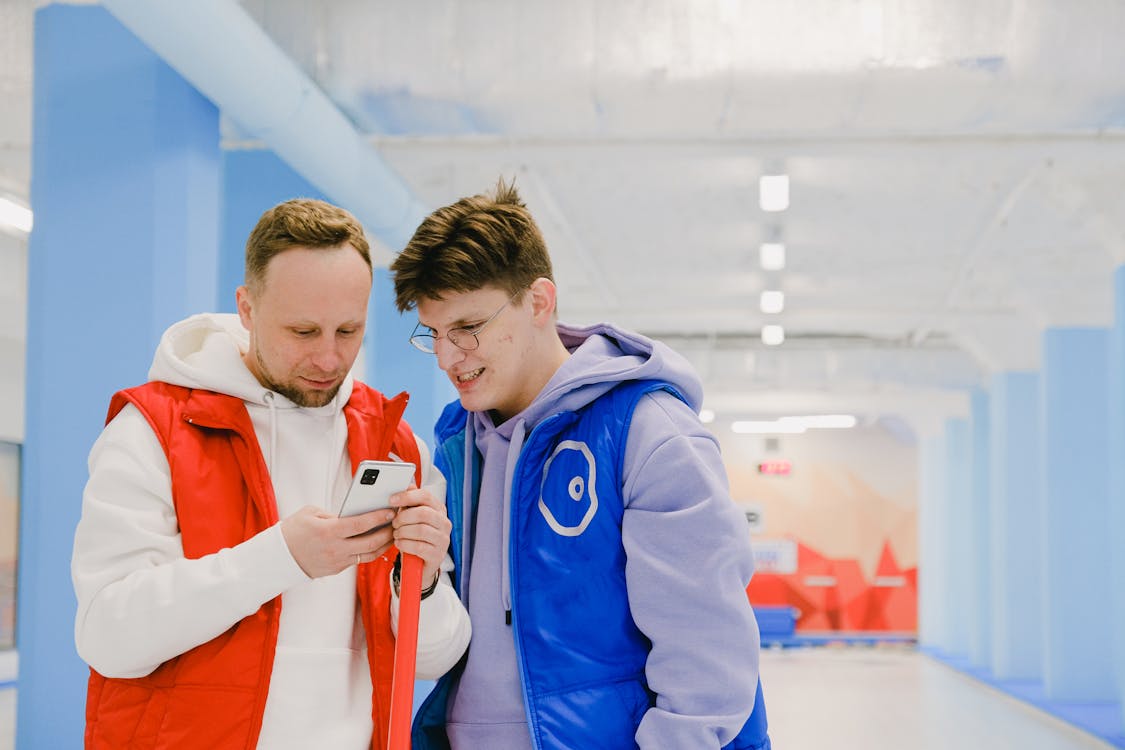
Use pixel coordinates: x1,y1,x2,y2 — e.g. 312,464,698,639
621,390,761,749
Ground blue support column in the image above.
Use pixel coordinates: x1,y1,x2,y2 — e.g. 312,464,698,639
944,417,972,659
19,5,220,747
918,433,948,651
1041,327,1114,701
988,371,1043,681
968,389,991,670
1110,266,1125,725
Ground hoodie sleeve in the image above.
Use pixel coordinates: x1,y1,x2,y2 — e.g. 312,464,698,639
620,391,760,749
389,435,472,678
72,404,309,678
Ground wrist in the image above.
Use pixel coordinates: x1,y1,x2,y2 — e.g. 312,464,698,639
392,555,441,600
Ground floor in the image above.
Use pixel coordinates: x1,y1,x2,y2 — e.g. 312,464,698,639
0,646,1117,749
760,645,1116,749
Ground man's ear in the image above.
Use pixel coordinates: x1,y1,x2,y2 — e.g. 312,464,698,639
527,277,558,325
235,285,254,330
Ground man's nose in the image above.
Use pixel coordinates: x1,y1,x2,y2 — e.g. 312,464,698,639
433,337,465,371
311,339,345,372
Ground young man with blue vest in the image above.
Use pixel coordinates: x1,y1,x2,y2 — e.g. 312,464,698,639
71,199,471,749
390,181,771,749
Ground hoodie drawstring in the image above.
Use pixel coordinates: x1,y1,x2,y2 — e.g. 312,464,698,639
263,391,277,475
501,419,527,625
326,411,344,511
460,418,476,604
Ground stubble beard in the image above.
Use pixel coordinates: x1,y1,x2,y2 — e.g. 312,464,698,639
255,347,341,408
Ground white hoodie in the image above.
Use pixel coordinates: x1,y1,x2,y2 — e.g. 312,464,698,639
72,313,471,749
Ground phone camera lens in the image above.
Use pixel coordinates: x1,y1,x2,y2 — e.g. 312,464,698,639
360,468,380,485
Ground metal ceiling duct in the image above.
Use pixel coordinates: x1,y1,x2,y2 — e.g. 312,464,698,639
100,0,429,250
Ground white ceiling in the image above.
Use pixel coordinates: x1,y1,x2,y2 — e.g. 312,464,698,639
5,0,1125,436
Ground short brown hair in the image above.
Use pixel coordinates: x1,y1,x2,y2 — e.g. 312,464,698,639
245,198,371,292
390,179,553,312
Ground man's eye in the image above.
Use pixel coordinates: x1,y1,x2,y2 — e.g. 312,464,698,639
293,329,316,337
338,328,359,337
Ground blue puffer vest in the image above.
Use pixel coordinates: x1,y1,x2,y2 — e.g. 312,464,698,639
412,379,770,750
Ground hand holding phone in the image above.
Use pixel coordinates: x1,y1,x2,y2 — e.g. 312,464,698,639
339,460,416,531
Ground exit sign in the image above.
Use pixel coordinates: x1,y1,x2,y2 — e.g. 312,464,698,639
757,460,792,476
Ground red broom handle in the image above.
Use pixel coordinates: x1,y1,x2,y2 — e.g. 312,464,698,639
387,552,424,750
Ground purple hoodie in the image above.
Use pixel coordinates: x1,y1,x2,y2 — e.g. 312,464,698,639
446,323,761,750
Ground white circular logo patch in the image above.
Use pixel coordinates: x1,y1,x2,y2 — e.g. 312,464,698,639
538,440,598,537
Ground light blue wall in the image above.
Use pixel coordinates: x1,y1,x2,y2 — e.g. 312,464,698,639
968,388,991,669
943,417,972,659
19,6,220,746
1110,266,1125,725
918,433,947,650
1040,327,1114,702
988,370,1042,681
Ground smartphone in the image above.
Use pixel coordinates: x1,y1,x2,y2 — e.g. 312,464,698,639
338,460,416,520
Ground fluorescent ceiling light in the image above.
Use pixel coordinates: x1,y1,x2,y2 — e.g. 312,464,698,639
0,196,33,234
731,414,859,435
761,324,785,346
759,242,786,270
732,420,806,434
699,408,715,424
779,414,858,429
759,175,789,212
760,290,784,314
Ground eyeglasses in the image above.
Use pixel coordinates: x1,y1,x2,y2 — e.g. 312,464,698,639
409,289,523,353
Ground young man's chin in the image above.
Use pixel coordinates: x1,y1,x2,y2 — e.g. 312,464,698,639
457,393,490,414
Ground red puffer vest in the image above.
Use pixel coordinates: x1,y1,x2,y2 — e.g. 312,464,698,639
83,381,421,750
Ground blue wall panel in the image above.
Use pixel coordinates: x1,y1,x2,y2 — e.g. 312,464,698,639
1110,267,1125,724
1041,327,1114,702
944,417,971,658
988,371,1043,681
969,389,991,669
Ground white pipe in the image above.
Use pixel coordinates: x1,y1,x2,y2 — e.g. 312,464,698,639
101,0,429,250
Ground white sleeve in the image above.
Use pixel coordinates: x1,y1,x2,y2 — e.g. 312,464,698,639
71,404,308,678
389,435,471,679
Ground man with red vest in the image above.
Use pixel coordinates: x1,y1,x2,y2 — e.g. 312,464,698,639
71,199,471,749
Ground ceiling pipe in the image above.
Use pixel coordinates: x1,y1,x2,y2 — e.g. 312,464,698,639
101,0,429,251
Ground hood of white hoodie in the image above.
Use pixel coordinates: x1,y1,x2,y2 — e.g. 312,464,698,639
147,313,355,409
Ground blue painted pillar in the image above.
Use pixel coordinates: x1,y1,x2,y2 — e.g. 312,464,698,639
968,389,991,669
19,5,220,747
988,371,1043,680
1110,266,1125,722
918,433,948,650
944,417,972,659
1041,327,1115,701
